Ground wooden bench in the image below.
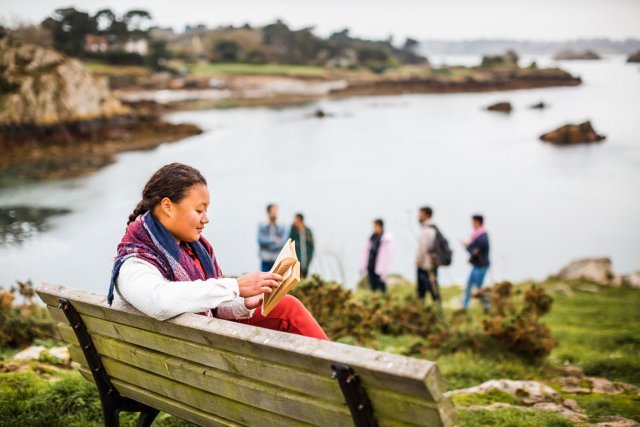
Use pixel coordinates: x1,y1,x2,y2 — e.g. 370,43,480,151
36,284,456,427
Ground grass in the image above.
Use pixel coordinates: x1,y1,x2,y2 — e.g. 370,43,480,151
0,369,194,427
185,62,327,77
544,280,640,386
355,280,640,425
457,407,574,427
81,61,150,77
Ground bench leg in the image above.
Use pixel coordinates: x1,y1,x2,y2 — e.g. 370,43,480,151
102,402,121,427
136,407,160,427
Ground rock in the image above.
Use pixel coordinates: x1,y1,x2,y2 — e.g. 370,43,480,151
10,345,71,364
592,416,640,427
447,379,559,404
626,51,640,63
532,401,587,422
11,345,46,362
551,283,574,296
555,257,614,283
529,101,548,109
540,121,606,145
555,365,640,395
0,37,129,127
45,347,71,365
612,271,640,289
554,49,601,60
578,284,600,293
314,108,326,118
486,102,512,113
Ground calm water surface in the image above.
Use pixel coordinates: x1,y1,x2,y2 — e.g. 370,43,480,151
1,55,638,293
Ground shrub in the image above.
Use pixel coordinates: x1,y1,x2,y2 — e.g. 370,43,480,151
483,282,556,360
0,281,60,349
294,276,557,361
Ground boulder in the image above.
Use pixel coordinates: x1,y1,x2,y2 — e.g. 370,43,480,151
613,271,640,289
555,257,614,283
626,51,640,63
540,120,605,145
446,379,559,404
553,49,601,60
11,345,71,364
486,102,512,113
0,37,128,127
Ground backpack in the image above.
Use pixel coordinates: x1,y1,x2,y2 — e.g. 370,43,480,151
428,225,453,266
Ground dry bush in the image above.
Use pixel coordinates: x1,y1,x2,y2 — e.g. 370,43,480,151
482,282,556,359
0,281,59,348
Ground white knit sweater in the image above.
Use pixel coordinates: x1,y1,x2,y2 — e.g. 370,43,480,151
112,257,255,321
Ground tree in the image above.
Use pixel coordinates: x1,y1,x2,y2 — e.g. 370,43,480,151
123,10,153,35
94,9,115,34
41,8,96,56
213,39,240,61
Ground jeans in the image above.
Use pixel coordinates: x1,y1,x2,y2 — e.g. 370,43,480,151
261,260,274,272
367,270,387,293
417,268,440,302
464,265,490,310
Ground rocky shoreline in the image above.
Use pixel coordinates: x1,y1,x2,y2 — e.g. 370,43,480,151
0,116,201,184
116,66,582,112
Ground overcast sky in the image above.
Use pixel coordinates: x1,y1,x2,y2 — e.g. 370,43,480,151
2,0,639,41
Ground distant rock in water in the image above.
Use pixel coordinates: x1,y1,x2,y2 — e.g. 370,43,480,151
486,102,512,113
627,51,640,63
553,49,601,60
529,101,548,109
0,37,128,127
540,121,605,145
555,258,614,284
309,108,334,119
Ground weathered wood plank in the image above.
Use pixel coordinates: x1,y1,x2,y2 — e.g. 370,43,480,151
37,284,445,401
113,379,241,427
50,307,344,403
75,367,239,427
100,356,313,426
58,315,446,426
72,330,354,425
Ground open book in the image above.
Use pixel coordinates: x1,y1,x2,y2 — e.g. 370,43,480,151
262,238,301,316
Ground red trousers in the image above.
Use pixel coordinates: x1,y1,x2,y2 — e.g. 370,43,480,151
236,295,328,340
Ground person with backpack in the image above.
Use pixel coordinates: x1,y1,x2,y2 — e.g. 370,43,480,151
463,214,490,312
416,206,452,304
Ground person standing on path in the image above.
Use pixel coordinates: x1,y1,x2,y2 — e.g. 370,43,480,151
289,213,315,278
463,214,490,312
416,206,441,304
360,219,394,293
258,204,286,272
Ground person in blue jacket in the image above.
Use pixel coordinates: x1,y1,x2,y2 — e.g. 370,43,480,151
463,214,490,311
258,204,286,271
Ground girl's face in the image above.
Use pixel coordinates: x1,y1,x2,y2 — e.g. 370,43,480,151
158,184,210,243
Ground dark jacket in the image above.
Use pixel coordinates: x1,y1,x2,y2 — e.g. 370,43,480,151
289,226,314,269
466,232,490,267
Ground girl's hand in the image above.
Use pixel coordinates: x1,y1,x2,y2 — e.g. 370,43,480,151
237,272,282,297
244,295,264,310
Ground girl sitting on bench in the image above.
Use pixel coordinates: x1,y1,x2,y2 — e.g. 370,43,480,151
108,162,328,340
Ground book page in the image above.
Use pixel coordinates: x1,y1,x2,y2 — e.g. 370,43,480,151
262,239,300,316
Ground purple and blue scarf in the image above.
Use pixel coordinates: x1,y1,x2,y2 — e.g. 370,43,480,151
108,211,221,305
